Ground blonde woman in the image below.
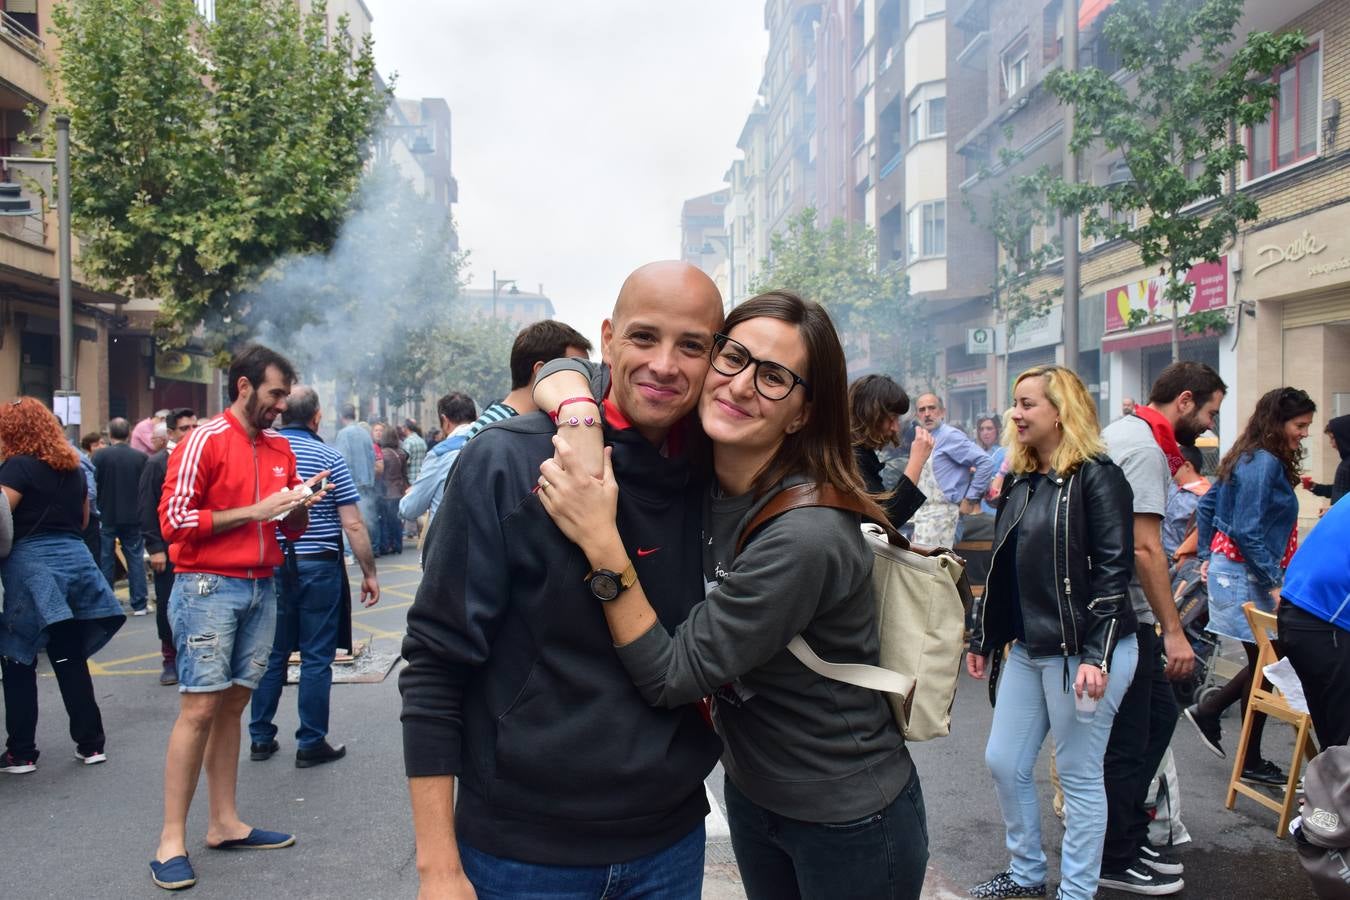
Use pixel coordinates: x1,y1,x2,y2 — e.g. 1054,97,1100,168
965,366,1139,900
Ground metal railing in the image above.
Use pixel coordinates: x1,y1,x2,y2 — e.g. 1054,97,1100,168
0,10,43,55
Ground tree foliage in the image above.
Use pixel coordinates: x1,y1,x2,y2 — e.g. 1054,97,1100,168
751,208,930,378
1043,0,1306,329
46,0,388,348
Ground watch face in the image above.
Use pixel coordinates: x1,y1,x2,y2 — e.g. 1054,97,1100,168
590,573,620,601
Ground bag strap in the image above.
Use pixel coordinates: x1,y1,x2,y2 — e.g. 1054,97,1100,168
736,482,952,559
785,635,916,700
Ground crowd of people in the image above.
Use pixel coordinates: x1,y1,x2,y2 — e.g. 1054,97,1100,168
0,259,1345,899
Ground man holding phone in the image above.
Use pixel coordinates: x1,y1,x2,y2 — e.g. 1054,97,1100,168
151,345,329,892
249,385,379,770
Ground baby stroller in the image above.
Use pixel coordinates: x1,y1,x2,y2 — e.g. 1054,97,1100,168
1169,555,1222,708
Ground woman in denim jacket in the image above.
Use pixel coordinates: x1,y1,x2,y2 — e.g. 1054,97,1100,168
1184,387,1316,786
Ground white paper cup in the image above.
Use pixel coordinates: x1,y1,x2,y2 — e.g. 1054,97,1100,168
1074,690,1098,723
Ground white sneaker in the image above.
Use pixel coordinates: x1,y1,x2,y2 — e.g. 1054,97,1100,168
132,608,149,616
75,750,107,765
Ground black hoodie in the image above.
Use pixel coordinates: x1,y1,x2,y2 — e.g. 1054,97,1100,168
399,412,722,866
1311,414,1350,504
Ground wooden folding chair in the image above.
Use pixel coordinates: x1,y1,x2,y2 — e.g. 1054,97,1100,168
1224,601,1319,838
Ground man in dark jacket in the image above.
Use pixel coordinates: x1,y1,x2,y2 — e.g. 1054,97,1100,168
1306,414,1350,505
139,408,197,685
96,417,149,613
400,261,725,897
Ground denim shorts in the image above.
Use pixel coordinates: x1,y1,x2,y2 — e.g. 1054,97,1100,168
169,573,277,693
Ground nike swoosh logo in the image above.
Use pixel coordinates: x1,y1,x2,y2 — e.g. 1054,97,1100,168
636,547,661,557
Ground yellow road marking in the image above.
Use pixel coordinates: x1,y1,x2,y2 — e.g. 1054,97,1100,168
352,621,404,640
354,599,411,616
93,651,162,668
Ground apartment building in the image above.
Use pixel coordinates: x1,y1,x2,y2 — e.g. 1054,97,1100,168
680,188,730,299
460,286,556,328
955,0,1349,532
0,1,125,427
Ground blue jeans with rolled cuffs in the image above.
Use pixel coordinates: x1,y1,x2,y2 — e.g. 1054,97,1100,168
985,636,1139,900
169,573,276,693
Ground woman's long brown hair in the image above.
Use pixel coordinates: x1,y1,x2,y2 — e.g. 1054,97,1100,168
1217,386,1315,487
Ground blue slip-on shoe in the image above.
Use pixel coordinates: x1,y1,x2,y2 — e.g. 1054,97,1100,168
207,828,295,850
149,855,197,890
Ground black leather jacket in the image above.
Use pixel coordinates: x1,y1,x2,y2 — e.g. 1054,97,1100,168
968,455,1137,673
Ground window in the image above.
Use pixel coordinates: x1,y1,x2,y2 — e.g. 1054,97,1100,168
195,0,216,22
1042,1,1063,63
1000,34,1029,100
1247,45,1321,180
908,0,945,29
908,83,946,142
907,200,947,260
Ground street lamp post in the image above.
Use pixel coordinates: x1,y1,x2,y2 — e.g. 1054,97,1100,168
491,269,518,319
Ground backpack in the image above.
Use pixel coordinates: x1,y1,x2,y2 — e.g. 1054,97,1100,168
737,483,973,741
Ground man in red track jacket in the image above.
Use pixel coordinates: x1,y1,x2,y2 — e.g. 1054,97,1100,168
150,344,330,892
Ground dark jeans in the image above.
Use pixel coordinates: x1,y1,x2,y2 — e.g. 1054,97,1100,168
99,521,148,609
153,561,177,664
1279,602,1350,750
1102,625,1177,871
725,768,928,900
460,822,705,899
377,497,403,555
82,517,102,570
1,619,106,759
249,557,343,750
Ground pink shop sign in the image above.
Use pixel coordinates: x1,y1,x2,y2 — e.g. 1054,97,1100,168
1104,258,1228,332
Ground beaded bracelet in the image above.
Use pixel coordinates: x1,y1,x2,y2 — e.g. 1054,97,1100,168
550,396,600,424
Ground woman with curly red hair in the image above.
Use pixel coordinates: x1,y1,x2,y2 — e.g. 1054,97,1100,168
0,397,124,774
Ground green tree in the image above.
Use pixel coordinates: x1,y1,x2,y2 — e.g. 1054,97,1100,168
1043,0,1305,353
46,0,387,348
752,208,929,379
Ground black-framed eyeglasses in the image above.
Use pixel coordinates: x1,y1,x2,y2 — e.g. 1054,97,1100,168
710,333,811,402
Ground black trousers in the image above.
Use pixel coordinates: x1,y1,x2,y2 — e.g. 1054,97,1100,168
152,561,177,662
1,620,106,759
1102,625,1178,869
1279,602,1350,750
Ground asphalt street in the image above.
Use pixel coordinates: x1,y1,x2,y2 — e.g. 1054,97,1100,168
0,547,1319,899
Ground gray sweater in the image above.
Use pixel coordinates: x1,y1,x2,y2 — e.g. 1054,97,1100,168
616,475,911,823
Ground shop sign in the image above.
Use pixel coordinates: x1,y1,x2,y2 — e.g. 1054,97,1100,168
1007,306,1062,352
1251,229,1326,277
1105,258,1227,332
949,368,987,387
966,326,998,355
1244,203,1350,293
155,349,215,385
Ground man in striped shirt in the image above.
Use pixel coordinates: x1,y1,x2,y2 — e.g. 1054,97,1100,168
248,386,380,769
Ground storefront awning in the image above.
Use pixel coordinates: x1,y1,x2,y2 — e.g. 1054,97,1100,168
1101,324,1216,355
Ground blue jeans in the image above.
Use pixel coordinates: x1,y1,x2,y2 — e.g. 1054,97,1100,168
249,557,343,750
985,637,1139,900
725,768,928,900
1206,554,1272,642
100,522,148,609
169,574,276,693
459,823,705,899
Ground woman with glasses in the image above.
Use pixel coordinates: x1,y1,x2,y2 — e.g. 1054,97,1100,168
533,291,927,899
0,398,124,774
849,374,931,528
965,366,1137,900
1186,387,1316,786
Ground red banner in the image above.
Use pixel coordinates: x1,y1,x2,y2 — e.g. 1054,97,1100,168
1104,258,1228,332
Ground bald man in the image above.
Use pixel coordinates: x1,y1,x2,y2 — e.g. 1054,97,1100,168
401,261,726,896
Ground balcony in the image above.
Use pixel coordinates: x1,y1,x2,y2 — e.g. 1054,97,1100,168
0,12,46,104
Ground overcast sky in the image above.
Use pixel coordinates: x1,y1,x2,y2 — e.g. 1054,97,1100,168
369,1,769,344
